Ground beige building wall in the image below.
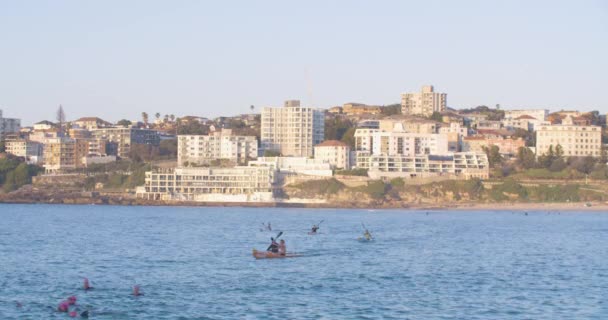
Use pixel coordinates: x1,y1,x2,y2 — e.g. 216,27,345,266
261,100,325,157
314,141,351,169
401,85,447,116
536,121,602,157
177,129,258,167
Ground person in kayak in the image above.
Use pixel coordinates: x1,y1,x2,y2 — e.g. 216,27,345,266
363,229,372,240
267,237,279,253
267,222,272,231
278,239,286,256
310,224,319,234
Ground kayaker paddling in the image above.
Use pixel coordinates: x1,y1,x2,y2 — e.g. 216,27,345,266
267,237,279,253
308,220,323,235
278,239,286,256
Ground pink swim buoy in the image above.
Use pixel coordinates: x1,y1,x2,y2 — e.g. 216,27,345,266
83,278,91,290
69,310,77,317
67,296,77,305
133,285,142,296
57,301,69,312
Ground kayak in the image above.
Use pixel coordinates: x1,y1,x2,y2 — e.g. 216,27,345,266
307,232,322,235
252,249,301,259
357,237,373,242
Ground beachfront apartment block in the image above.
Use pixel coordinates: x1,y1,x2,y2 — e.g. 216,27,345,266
0,109,21,140
42,138,83,172
535,116,602,157
313,140,351,169
5,138,43,164
261,100,324,157
177,129,258,166
90,127,160,158
136,166,276,202
354,129,449,157
356,152,489,180
401,85,447,117
462,136,526,156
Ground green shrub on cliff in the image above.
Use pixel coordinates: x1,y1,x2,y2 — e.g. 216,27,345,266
354,180,388,199
292,178,345,196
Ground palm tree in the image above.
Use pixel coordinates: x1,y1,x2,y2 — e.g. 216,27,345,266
155,112,161,121
250,105,255,112
163,114,169,123
142,112,149,125
170,114,175,122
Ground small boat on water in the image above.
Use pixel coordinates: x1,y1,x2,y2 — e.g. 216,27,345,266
252,249,301,259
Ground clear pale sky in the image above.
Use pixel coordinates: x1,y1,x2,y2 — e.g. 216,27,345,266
1,1,607,125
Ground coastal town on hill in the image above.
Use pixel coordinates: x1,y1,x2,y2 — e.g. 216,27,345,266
1,85,607,208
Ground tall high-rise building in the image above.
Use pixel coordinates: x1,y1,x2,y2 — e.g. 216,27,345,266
401,85,447,116
261,100,325,157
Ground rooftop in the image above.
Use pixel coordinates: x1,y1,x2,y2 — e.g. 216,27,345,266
315,140,348,147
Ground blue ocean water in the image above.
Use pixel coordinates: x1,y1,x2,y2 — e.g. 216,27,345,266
0,204,606,319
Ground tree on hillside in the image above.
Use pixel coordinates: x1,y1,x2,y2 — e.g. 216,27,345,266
325,117,354,141
13,163,31,187
155,112,161,121
341,127,357,149
250,105,255,112
169,114,175,122
117,119,132,127
429,111,443,123
380,104,401,116
516,147,536,169
142,112,149,125
482,145,503,168
56,105,66,132
3,171,16,192
0,139,5,153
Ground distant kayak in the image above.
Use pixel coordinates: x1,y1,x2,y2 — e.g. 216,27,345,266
307,232,323,235
357,237,373,242
252,249,301,259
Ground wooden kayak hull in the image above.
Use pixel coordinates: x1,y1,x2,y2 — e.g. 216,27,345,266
252,249,300,259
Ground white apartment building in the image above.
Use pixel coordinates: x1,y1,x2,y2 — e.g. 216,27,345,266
249,157,333,177
536,116,602,157
261,100,324,157
379,116,439,134
177,129,258,166
356,152,489,180
504,109,549,122
439,122,468,152
313,140,351,169
136,166,276,202
401,85,447,116
502,115,550,132
0,109,21,140
354,129,449,157
5,139,43,164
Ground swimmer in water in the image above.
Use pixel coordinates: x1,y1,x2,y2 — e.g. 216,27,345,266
80,310,90,318
67,296,77,305
133,285,143,296
84,278,92,290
